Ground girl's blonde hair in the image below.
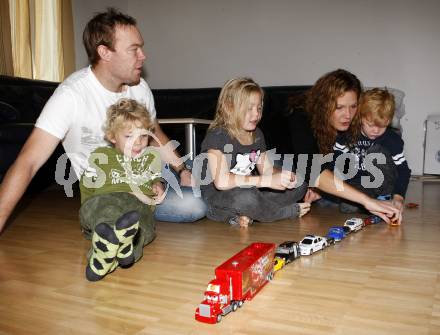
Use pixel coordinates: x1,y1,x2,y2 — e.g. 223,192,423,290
104,98,153,141
210,77,264,141
359,88,395,127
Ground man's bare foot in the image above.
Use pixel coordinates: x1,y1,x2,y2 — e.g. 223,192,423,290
298,203,311,217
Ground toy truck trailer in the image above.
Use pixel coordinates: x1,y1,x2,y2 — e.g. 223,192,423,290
195,242,276,324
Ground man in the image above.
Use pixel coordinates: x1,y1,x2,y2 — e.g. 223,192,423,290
0,8,206,234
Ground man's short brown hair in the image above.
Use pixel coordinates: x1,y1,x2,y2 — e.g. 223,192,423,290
83,8,136,66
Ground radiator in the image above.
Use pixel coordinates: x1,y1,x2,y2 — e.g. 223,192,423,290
424,115,440,175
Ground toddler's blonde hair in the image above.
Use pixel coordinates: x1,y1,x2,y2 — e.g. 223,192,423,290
104,98,153,141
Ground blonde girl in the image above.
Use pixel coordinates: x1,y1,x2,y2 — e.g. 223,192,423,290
200,78,310,227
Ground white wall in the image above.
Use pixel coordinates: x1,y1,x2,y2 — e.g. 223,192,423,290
73,0,440,175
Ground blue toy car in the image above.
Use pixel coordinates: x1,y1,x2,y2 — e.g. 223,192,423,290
327,226,346,242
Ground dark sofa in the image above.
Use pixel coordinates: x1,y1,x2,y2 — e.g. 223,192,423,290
0,75,311,193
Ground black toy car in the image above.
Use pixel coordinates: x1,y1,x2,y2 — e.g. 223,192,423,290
275,241,300,263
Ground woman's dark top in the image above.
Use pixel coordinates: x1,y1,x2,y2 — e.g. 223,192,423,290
288,109,319,155
287,110,328,185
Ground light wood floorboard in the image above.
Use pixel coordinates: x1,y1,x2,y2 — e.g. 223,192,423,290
0,180,439,335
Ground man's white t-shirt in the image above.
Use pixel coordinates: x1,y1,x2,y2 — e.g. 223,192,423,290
36,66,156,178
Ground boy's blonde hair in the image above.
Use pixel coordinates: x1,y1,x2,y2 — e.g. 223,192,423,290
104,98,153,140
210,77,264,140
359,88,395,127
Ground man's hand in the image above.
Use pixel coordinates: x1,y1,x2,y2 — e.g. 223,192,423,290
0,215,8,235
0,128,60,235
152,182,166,204
179,168,193,187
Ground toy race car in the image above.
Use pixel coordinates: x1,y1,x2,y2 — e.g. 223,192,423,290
299,235,328,256
363,215,382,226
326,226,346,242
344,218,363,232
273,256,286,272
275,241,300,263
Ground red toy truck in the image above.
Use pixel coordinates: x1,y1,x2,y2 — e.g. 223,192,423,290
195,242,276,324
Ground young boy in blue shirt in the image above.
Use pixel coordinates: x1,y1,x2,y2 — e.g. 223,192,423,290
332,88,411,224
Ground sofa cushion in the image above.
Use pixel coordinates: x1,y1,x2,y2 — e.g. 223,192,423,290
0,101,20,122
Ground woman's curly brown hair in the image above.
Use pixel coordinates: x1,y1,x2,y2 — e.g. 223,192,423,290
306,69,363,154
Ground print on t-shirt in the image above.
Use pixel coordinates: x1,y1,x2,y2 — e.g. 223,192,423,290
230,150,261,176
81,126,104,150
83,150,160,188
110,153,161,186
351,140,371,171
351,139,372,171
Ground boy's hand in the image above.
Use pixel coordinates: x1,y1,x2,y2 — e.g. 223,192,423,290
152,182,166,204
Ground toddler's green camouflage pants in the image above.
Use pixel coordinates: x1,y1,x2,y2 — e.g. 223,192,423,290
79,192,156,262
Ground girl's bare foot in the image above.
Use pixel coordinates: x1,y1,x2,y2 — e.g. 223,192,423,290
229,215,253,228
298,203,311,217
304,188,321,203
238,215,252,228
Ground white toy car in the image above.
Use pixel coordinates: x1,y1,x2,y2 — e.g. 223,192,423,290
299,235,328,256
344,218,364,232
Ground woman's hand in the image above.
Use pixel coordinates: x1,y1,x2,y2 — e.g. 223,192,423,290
390,194,404,225
364,197,399,224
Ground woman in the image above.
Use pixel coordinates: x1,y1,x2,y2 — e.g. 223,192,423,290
288,69,400,224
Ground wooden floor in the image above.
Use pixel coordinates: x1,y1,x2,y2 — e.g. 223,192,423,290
0,180,439,335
